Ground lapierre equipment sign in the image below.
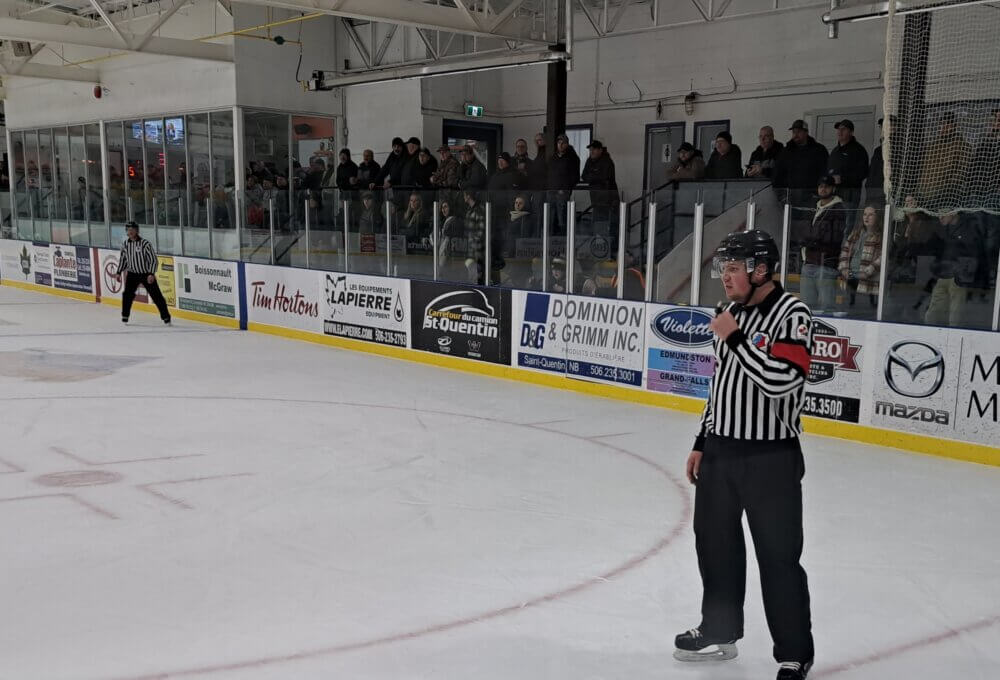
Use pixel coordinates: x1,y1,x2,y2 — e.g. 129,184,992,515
412,281,510,364
324,273,409,347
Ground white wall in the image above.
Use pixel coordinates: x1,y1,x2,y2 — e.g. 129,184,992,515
343,79,423,161
233,6,342,116
4,2,236,127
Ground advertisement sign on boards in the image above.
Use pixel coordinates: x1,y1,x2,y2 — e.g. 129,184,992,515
323,272,410,347
412,281,510,364
644,305,716,399
175,258,238,318
245,263,323,334
51,244,93,293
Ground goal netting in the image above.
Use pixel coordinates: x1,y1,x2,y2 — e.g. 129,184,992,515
883,0,1000,215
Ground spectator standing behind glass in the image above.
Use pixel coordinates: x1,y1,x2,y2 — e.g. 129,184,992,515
667,142,706,181
838,203,883,312
581,140,618,215
827,120,869,227
529,133,547,190
746,127,784,178
774,120,829,205
356,150,381,189
458,145,488,191
866,117,888,206
513,139,532,186
970,108,1000,211
431,146,461,190
918,113,972,212
463,190,488,284
547,134,581,191
437,200,465,276
704,132,743,180
924,212,987,327
399,137,424,188
373,137,407,189
412,148,436,189
334,149,358,192
488,152,521,192
799,176,845,313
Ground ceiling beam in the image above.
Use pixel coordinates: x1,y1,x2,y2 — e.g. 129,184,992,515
235,0,548,44
0,61,99,82
0,16,233,61
88,0,130,46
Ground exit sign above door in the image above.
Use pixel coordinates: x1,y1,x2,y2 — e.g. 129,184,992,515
464,104,485,118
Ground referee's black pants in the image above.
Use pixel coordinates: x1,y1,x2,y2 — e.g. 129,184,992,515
122,272,171,321
694,434,814,663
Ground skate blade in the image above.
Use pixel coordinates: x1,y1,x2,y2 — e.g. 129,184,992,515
673,644,738,662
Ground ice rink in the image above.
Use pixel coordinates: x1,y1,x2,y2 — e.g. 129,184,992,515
1,285,998,680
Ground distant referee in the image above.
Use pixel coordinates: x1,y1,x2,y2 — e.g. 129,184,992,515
674,230,815,680
116,221,171,325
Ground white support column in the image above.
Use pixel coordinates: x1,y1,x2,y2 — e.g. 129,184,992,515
232,106,244,259
99,121,111,245
566,201,576,291
992,244,1000,331
617,202,627,299
343,200,351,273
432,201,439,281
780,202,791,287
746,199,756,231
691,201,705,305
645,203,656,302
876,203,892,321
542,204,550,292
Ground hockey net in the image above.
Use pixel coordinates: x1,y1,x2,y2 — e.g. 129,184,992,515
883,0,1000,215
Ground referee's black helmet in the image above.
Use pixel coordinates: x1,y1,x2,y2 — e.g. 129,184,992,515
125,220,139,230
712,229,780,278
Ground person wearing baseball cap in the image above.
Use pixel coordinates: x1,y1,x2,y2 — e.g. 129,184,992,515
799,174,846,313
667,142,706,181
371,137,406,189
828,120,869,227
431,144,460,189
774,119,829,205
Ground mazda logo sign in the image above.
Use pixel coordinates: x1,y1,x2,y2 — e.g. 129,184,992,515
884,341,945,398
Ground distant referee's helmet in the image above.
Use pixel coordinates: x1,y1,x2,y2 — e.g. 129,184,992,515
125,220,139,231
712,229,780,279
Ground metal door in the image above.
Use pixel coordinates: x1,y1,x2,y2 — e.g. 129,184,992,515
643,122,685,193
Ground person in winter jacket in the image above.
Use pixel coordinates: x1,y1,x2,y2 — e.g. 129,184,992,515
373,137,407,189
529,132,547,190
399,137,427,188
745,126,784,178
774,120,829,206
866,118,887,206
798,175,845,313
513,139,533,187
334,149,359,193
356,150,381,190
828,119,869,228
970,107,1000,210
667,142,706,181
704,131,743,180
918,113,972,212
838,202,883,313
547,135,581,191
431,146,461,189
581,140,618,223
488,152,521,193
411,148,436,189
924,211,990,326
401,192,430,243
356,191,384,234
458,145,488,191
547,134,581,233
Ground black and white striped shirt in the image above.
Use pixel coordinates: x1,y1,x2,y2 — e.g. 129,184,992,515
695,283,813,449
116,237,159,275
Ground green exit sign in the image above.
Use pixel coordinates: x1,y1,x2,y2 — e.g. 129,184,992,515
464,103,484,118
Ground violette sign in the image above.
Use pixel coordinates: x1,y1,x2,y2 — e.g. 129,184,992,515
651,308,714,347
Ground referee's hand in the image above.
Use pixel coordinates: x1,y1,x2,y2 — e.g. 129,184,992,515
710,310,739,340
686,450,703,485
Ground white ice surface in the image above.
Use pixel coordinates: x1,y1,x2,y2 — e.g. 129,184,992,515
0,286,998,680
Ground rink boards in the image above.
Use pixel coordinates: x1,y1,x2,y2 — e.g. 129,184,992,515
1,237,997,464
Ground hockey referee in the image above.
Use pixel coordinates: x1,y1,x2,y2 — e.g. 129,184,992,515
674,230,814,680
116,221,171,325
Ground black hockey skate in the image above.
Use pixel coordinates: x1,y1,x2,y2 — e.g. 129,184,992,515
673,627,738,662
776,660,813,679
